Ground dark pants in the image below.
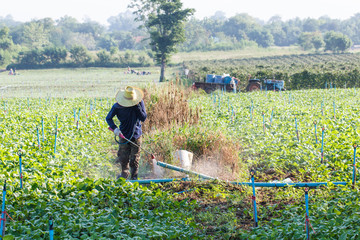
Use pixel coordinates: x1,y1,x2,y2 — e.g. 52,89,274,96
117,137,141,180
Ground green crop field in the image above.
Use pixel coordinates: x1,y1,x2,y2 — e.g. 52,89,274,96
0,63,360,239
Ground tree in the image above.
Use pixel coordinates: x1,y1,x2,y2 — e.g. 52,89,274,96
0,27,15,66
324,31,352,53
130,0,194,82
43,46,67,64
69,45,91,65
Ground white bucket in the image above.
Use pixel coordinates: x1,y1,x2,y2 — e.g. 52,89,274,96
152,159,164,177
174,150,193,170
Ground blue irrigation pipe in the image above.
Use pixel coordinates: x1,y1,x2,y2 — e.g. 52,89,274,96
321,127,325,163
251,170,258,227
128,178,188,184
156,161,215,180
18,151,23,189
230,182,347,188
353,145,357,187
0,181,6,240
49,217,54,240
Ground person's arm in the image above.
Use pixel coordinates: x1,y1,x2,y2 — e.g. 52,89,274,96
135,100,147,122
106,104,118,130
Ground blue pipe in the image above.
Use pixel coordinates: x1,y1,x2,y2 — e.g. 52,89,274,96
128,178,181,184
49,217,54,240
251,174,258,227
230,182,347,187
305,189,310,240
78,108,81,122
295,117,299,141
0,181,6,239
41,117,44,142
314,122,318,144
128,179,348,188
321,127,325,163
353,145,357,186
19,153,22,189
54,132,57,154
36,127,41,149
156,161,215,180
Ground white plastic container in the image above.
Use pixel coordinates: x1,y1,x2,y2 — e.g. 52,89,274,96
174,150,193,170
152,158,164,177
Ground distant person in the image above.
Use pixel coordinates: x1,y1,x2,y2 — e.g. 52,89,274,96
8,68,13,75
106,86,147,180
230,78,236,93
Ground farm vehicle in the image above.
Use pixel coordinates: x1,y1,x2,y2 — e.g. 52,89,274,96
192,74,285,93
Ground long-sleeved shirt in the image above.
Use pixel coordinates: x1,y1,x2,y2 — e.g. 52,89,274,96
106,100,147,140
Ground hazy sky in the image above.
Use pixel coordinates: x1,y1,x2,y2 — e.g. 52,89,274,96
1,0,359,25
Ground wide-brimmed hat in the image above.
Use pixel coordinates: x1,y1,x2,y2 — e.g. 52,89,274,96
115,86,144,107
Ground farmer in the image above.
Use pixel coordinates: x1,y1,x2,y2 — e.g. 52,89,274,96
106,86,147,180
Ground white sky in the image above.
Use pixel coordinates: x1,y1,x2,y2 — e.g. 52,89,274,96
1,0,359,25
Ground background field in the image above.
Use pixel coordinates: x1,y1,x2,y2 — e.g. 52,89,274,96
0,67,171,98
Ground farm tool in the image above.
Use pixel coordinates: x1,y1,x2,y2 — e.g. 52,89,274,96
108,127,155,160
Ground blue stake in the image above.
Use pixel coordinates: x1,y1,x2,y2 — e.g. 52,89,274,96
353,145,357,187
0,181,6,239
250,170,258,227
41,117,44,142
36,127,41,149
313,121,318,144
295,117,299,141
321,127,325,163
78,108,81,122
18,151,23,189
55,115,58,132
333,101,336,119
305,188,310,240
262,112,265,133
49,217,54,240
54,130,57,154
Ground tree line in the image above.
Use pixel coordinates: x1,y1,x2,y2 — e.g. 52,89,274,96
0,10,359,68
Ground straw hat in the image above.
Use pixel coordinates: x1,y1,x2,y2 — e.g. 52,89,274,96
115,86,144,107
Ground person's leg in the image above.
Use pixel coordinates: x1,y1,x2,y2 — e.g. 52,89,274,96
117,138,131,179
129,137,141,180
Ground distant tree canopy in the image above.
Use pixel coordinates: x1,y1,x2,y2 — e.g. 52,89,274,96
130,0,194,82
0,11,360,67
324,31,352,53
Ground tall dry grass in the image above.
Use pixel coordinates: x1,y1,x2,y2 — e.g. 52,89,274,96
140,82,243,180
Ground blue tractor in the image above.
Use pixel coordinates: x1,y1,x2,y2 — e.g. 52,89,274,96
246,78,285,91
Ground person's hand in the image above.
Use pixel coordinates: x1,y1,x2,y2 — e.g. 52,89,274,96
114,128,121,137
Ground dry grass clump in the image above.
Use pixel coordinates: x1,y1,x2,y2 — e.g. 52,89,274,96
173,130,243,180
142,82,201,133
